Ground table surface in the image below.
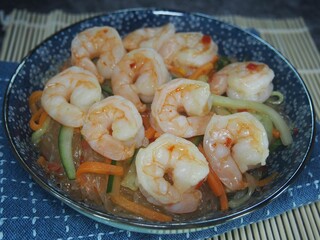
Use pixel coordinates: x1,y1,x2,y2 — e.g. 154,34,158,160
0,2,320,240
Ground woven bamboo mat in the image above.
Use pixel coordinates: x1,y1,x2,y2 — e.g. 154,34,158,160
0,9,319,240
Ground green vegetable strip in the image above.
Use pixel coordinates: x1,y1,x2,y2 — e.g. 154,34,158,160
31,117,51,144
210,94,293,146
58,126,76,180
106,160,117,193
101,84,113,95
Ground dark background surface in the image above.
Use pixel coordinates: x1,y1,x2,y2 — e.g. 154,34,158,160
1,0,320,52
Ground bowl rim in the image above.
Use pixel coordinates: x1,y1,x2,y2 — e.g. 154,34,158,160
2,7,317,233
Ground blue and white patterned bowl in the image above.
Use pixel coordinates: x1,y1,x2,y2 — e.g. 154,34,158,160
3,9,315,234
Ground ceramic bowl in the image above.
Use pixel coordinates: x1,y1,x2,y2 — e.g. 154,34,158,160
3,8,315,234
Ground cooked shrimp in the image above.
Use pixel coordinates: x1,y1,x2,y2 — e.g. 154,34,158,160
203,112,269,191
81,96,145,160
151,78,213,138
122,23,175,51
111,48,171,112
136,133,209,213
71,26,126,83
209,62,274,102
159,32,218,76
41,66,101,128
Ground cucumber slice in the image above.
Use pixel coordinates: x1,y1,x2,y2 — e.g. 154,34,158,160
58,126,76,180
106,160,117,193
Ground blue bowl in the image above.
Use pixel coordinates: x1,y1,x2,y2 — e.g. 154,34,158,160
3,8,315,234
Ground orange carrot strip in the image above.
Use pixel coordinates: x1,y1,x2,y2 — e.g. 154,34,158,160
29,108,48,131
29,91,43,114
256,172,278,187
141,111,151,129
168,65,187,78
76,161,124,179
145,126,156,140
198,144,229,211
37,156,47,169
219,190,229,211
154,131,162,139
206,168,224,197
188,62,214,80
272,128,281,139
111,195,172,222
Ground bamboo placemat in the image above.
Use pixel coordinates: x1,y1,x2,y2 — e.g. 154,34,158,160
0,9,319,240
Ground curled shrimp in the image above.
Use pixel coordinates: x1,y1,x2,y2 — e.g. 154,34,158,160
159,32,218,76
111,48,171,112
122,23,175,51
151,78,213,138
136,133,209,213
41,66,101,128
71,26,126,83
203,112,269,191
209,62,274,102
81,96,145,160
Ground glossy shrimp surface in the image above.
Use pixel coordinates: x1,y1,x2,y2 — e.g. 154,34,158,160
41,66,101,128
151,78,213,138
71,26,126,83
159,32,218,76
81,96,145,160
209,61,274,102
122,23,175,51
136,133,209,213
203,112,269,191
111,48,171,112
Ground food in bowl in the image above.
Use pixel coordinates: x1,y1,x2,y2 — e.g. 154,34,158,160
28,23,293,222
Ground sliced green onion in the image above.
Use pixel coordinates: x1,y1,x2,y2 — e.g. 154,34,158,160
266,91,284,105
215,56,232,71
210,94,293,146
106,160,117,193
101,83,113,96
189,135,204,147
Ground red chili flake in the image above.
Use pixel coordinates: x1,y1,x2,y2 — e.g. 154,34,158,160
225,137,233,147
130,62,136,69
246,63,259,71
201,35,211,44
293,127,299,136
237,109,248,112
47,162,62,172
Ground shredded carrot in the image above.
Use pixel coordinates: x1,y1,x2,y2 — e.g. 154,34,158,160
154,131,162,139
188,62,214,80
207,168,229,211
111,195,172,222
141,111,151,129
272,128,281,139
37,155,47,168
199,143,229,211
206,168,224,197
76,161,124,179
145,126,156,140
219,191,229,211
198,143,205,155
29,108,48,131
168,65,187,77
256,172,278,187
28,90,43,114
